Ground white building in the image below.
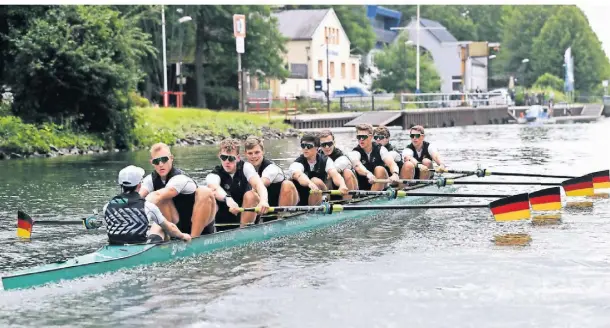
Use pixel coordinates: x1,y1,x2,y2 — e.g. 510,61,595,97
270,8,361,98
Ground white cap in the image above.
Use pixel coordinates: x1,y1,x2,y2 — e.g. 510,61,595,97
117,165,145,187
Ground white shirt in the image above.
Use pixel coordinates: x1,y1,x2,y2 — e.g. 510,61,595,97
205,161,258,186
402,144,439,160
102,200,166,225
288,157,335,177
141,173,197,195
257,163,285,184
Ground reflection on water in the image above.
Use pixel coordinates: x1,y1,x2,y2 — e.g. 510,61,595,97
1,119,610,327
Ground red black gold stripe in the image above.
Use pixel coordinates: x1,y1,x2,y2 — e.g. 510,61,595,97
489,193,531,221
529,187,562,211
17,210,33,239
589,170,610,189
562,175,594,197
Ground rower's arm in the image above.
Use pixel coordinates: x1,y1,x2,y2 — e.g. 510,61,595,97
347,151,373,177
260,164,285,187
138,175,154,198
146,202,189,240
244,162,268,204
328,167,347,189
380,146,399,176
145,187,178,204
402,148,418,166
429,145,445,168
289,162,313,187
205,173,227,202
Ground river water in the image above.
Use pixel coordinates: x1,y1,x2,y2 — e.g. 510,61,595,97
1,119,610,327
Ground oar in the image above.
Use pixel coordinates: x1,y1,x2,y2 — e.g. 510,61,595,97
436,168,575,179
240,203,491,214
311,189,510,198
17,210,103,239
373,177,559,187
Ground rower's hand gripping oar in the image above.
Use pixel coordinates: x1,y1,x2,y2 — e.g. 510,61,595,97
17,210,103,239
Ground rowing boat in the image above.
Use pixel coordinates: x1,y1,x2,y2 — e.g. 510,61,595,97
1,173,469,291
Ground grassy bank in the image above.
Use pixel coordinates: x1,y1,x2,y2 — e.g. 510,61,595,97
0,107,291,155
0,115,104,154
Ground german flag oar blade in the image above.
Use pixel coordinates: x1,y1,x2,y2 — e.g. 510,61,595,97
590,170,610,190
529,187,562,211
17,210,33,239
562,175,594,197
489,193,531,221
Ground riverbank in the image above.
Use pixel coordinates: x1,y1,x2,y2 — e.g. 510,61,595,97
0,107,299,160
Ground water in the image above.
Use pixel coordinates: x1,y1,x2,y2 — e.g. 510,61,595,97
1,119,610,327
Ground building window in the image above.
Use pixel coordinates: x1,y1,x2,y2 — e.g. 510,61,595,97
351,63,356,80
341,63,346,79
318,60,323,77
330,61,335,78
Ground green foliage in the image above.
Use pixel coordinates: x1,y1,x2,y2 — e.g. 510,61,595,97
5,6,154,148
531,6,610,93
533,73,564,91
130,92,151,108
0,115,103,154
371,33,441,93
131,107,290,149
491,6,559,87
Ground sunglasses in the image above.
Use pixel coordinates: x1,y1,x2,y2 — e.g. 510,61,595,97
152,156,170,165
410,134,423,139
320,141,334,148
373,135,386,141
300,143,315,149
219,154,237,162
356,135,370,141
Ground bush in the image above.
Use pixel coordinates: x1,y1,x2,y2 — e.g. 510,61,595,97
533,73,564,91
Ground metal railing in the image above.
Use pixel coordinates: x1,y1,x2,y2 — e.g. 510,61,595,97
399,92,512,109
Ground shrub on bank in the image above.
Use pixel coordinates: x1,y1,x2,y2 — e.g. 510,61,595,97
131,107,290,148
0,116,104,154
1,107,291,155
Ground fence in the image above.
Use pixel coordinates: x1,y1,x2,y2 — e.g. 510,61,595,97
399,91,512,109
246,96,298,120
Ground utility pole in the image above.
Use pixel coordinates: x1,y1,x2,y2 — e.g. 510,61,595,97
391,4,448,93
161,6,168,107
326,35,330,112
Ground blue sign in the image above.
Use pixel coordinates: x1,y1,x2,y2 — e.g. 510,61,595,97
314,80,322,91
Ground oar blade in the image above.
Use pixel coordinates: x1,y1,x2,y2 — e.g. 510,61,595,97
590,170,610,190
17,210,33,239
489,193,531,221
528,187,562,211
562,175,594,197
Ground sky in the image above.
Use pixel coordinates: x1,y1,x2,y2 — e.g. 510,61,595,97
579,4,610,59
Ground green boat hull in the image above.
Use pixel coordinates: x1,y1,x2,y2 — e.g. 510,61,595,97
1,177,465,290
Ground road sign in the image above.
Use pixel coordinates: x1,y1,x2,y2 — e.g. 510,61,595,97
236,37,245,54
233,14,246,38
603,80,608,88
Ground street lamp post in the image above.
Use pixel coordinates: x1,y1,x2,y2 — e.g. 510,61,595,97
177,14,192,97
521,58,529,87
326,36,330,112
161,6,168,107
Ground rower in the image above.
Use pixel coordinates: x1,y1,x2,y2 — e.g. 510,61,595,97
318,129,358,200
103,165,191,245
289,132,349,206
349,123,400,191
401,125,446,180
139,143,216,237
373,126,404,179
243,135,299,220
206,138,270,231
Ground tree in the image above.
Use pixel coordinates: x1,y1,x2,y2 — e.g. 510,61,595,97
533,73,564,91
6,6,155,148
372,33,440,93
491,6,558,87
531,6,610,92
